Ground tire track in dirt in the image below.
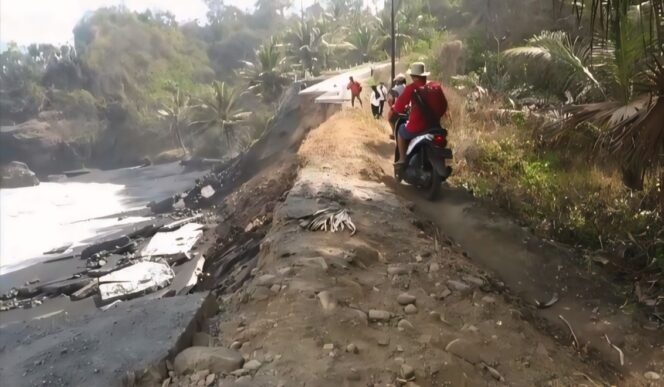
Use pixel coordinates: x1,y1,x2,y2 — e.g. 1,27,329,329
368,110,664,384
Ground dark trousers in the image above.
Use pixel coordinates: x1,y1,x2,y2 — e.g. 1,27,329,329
379,101,385,116
371,105,380,118
351,94,362,107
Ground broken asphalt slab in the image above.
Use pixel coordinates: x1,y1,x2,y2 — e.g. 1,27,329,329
99,261,174,302
0,293,216,386
142,222,204,258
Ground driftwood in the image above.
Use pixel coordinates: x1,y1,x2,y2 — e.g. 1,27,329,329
302,208,357,235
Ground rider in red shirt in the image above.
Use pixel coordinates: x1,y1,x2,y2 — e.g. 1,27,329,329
391,62,448,167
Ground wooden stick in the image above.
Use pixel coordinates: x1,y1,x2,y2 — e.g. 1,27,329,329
573,371,602,387
604,334,625,366
559,315,580,349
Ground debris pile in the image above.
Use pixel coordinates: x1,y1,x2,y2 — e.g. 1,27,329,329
299,207,357,235
99,261,174,302
1,215,208,312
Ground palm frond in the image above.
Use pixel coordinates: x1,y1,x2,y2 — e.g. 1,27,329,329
504,31,603,98
546,93,663,175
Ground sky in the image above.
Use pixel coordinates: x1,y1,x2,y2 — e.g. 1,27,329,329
0,0,323,47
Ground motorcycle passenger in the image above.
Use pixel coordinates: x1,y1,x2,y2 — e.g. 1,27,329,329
392,73,407,97
390,62,448,170
387,73,408,138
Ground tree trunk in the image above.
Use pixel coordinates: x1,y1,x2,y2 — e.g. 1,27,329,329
659,170,664,210
172,122,188,155
621,164,645,191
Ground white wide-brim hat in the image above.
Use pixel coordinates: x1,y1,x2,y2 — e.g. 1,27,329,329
406,62,430,77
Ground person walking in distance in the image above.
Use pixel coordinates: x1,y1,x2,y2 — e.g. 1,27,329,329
378,81,388,117
347,76,363,107
370,84,381,119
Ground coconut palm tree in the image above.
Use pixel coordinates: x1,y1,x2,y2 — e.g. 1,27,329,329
283,16,354,75
325,0,350,21
558,1,663,189
284,19,325,76
193,81,251,149
398,0,437,44
239,38,290,102
347,24,381,63
504,31,603,101
506,1,663,189
374,8,412,58
157,86,192,154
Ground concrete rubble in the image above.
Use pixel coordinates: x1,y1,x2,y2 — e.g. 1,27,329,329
99,261,174,302
142,222,204,260
1,202,209,314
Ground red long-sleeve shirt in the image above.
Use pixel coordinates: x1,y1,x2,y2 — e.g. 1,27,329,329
347,81,362,96
391,78,448,134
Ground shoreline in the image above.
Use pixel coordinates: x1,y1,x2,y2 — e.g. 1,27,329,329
0,162,207,273
0,161,211,326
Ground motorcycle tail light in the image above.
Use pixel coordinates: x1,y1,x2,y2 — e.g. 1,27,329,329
433,134,447,147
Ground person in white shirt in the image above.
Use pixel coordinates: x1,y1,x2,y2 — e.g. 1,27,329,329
378,81,388,116
370,85,381,119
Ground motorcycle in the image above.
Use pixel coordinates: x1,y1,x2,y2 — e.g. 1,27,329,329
392,114,453,200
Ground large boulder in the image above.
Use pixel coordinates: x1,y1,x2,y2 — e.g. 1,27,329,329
174,346,244,375
0,118,83,175
0,161,40,188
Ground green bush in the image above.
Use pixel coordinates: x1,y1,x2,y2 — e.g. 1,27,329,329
461,132,663,263
51,89,99,119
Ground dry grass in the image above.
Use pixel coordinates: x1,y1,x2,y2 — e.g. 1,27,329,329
298,108,389,181
446,87,664,271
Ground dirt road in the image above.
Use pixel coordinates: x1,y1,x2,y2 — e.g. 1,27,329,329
162,108,664,386
378,125,664,385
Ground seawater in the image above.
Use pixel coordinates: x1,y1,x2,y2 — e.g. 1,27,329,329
0,162,208,275
0,182,147,274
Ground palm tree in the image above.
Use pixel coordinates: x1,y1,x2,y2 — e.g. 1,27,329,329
375,10,411,58
506,2,663,189
504,31,603,101
157,86,192,154
325,0,350,22
347,24,380,63
239,38,290,102
193,81,251,149
284,19,325,76
397,0,437,44
560,1,662,189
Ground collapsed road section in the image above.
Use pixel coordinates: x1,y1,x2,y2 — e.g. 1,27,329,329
0,293,217,386
0,80,339,386
0,213,210,318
